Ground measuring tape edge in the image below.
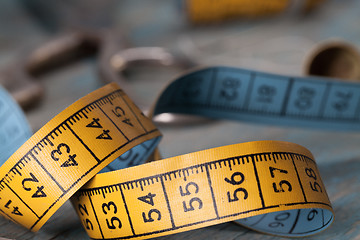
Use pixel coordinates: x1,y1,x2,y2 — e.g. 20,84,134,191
78,140,315,190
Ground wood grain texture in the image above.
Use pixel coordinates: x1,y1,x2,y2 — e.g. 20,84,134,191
1,0,360,239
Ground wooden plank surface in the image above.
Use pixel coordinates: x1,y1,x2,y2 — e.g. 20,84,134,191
1,0,360,239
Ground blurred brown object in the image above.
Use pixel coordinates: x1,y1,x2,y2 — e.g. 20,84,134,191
5,0,125,110
305,40,360,81
0,31,126,110
186,0,326,23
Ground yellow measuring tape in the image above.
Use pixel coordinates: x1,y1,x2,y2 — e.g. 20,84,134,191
0,83,160,231
0,83,333,238
73,141,332,239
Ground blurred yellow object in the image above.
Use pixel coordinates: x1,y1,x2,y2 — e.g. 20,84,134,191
186,0,325,23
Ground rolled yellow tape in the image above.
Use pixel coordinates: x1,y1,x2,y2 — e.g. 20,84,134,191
0,83,161,231
72,140,333,239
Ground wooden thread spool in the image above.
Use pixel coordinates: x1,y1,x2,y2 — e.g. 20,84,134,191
305,40,360,81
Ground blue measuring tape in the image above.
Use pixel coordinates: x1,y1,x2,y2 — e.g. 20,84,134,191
154,66,360,130
0,86,32,166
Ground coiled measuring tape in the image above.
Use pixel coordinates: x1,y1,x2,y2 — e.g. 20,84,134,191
155,66,360,130
73,141,332,239
0,83,161,231
0,69,336,239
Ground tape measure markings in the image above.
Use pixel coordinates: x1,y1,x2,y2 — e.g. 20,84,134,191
155,67,360,128
0,83,161,231
75,152,331,239
94,93,148,141
73,141,332,239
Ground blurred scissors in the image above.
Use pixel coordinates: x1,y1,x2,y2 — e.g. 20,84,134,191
4,0,196,112
0,31,117,109
1,31,195,113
